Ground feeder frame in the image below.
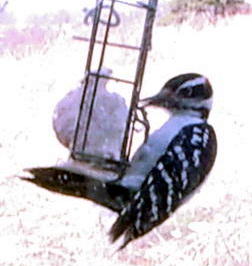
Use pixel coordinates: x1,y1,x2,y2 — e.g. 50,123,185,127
71,0,158,173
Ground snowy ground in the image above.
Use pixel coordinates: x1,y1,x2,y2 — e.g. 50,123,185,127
0,4,252,266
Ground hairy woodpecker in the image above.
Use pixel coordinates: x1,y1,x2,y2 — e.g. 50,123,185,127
109,73,217,248
21,73,217,250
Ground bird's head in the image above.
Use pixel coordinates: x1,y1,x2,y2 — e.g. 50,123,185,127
141,73,213,119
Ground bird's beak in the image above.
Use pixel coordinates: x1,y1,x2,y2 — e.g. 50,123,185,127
139,89,171,107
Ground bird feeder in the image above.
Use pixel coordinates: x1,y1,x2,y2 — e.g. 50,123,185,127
71,0,158,173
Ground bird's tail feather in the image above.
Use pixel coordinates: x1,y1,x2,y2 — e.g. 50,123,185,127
110,210,130,243
109,204,137,250
19,167,130,212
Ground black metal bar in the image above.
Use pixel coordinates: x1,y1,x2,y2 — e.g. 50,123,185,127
120,0,158,160
125,48,149,159
71,1,104,154
89,72,135,85
82,0,117,150
125,0,157,158
84,1,103,71
72,36,142,51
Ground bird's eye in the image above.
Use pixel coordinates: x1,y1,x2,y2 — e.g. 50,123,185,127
177,87,193,97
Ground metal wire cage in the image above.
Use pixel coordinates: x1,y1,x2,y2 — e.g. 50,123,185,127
71,0,158,173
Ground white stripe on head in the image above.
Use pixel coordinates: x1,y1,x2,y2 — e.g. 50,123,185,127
192,97,213,110
178,76,206,90
181,96,213,110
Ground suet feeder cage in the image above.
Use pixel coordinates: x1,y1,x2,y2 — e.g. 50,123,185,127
71,0,158,174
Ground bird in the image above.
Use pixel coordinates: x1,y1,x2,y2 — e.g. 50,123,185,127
109,73,217,249
20,73,217,250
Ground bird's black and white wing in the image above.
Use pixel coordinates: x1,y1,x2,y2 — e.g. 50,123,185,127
110,123,217,249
